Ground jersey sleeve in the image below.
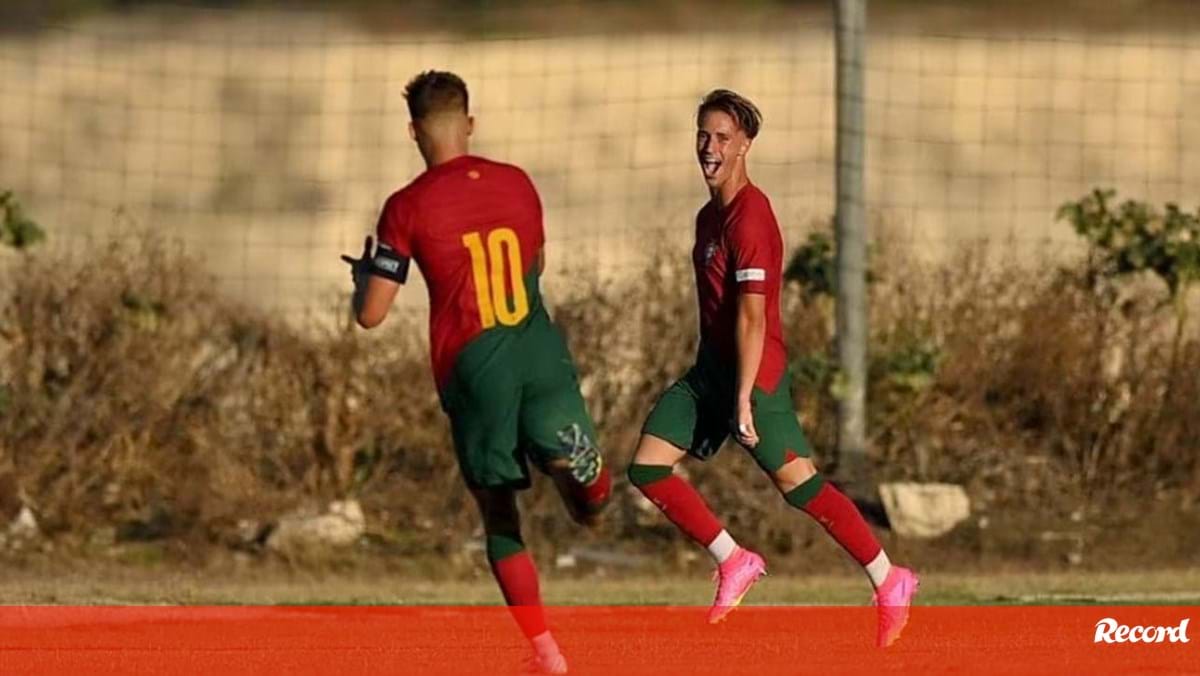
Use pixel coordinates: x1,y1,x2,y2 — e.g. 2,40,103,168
727,206,777,295
375,191,414,256
371,191,414,283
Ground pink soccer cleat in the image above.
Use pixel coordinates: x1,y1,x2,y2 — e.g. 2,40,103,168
707,547,767,624
872,566,919,647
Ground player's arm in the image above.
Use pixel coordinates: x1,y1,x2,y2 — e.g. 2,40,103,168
729,210,773,449
343,193,413,330
343,236,407,329
734,291,766,447
354,268,401,329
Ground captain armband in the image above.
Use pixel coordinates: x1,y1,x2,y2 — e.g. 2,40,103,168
370,243,411,283
735,268,766,282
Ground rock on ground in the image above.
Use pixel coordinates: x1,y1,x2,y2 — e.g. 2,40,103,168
879,482,970,539
266,499,365,553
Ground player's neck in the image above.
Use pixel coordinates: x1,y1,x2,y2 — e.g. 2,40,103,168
423,146,470,169
417,132,470,168
711,173,749,208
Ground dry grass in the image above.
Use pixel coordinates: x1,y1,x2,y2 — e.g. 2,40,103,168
1,562,1198,605
0,232,1198,570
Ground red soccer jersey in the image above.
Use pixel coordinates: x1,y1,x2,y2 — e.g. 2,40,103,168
375,155,545,389
692,183,788,393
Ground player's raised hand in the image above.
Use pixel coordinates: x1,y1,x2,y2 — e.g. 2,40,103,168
340,236,374,287
340,235,374,271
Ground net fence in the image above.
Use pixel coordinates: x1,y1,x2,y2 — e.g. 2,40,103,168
2,5,1198,318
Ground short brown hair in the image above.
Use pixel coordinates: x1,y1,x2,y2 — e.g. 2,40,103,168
697,89,762,139
404,70,469,121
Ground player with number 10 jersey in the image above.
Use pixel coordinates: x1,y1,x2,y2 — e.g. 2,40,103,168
371,101,604,502
345,71,609,674
377,154,545,398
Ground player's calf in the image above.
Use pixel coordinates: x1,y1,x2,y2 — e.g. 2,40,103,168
472,491,547,634
777,469,920,646
780,472,891,586
626,437,733,561
629,437,768,622
551,466,611,528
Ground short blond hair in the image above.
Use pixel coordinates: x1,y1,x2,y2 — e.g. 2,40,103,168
697,89,762,139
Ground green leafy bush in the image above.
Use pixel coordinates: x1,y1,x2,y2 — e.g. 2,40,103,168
1057,188,1200,298
784,231,837,301
1057,188,1199,416
1,191,45,250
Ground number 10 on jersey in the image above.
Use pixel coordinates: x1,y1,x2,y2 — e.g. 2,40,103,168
462,228,530,328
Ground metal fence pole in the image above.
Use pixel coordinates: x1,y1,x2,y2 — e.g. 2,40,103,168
834,0,869,485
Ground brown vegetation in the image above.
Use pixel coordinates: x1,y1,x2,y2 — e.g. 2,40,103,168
0,231,1197,570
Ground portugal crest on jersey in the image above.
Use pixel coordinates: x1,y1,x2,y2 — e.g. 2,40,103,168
703,239,719,265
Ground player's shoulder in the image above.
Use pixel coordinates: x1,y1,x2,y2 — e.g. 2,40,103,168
733,184,778,223
470,154,521,172
472,156,537,187
389,166,434,200
727,184,781,245
740,183,775,211
381,182,419,214
393,156,480,206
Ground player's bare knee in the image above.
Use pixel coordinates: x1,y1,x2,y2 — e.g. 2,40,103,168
772,457,817,494
627,434,682,494
632,434,686,467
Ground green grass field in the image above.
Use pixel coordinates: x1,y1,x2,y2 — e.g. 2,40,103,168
3,568,1198,606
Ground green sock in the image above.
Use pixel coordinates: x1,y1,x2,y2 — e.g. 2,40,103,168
486,532,525,562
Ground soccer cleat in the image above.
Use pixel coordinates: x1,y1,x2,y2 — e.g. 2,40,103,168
872,566,920,648
558,423,603,486
707,547,767,624
521,651,568,674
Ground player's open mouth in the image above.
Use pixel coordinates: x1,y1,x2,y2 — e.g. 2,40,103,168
700,157,721,177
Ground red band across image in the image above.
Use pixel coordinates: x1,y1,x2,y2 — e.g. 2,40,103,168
1,606,1196,674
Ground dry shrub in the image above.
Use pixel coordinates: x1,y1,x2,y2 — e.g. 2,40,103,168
1,232,1196,567
0,234,461,548
860,244,1200,514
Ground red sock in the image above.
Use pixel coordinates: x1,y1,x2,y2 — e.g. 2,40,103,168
581,466,612,508
490,552,547,639
801,482,882,565
637,475,724,546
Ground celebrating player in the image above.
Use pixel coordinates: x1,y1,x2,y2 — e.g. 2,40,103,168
342,71,612,673
626,89,919,646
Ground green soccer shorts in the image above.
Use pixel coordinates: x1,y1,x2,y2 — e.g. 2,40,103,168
439,310,599,491
641,351,811,473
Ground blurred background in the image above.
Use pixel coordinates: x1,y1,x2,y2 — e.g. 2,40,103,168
0,0,1197,593
5,0,1199,312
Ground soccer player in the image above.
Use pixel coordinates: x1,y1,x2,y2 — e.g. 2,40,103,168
626,90,919,647
342,71,612,674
